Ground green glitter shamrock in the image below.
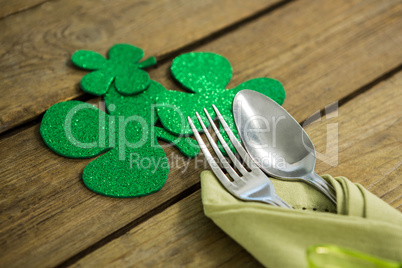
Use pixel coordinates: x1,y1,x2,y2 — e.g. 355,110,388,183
41,46,286,198
41,81,199,198
157,52,286,136
72,44,157,96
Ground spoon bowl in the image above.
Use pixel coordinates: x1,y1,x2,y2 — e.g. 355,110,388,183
233,90,336,204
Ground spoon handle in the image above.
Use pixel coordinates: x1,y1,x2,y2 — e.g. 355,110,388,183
302,172,337,205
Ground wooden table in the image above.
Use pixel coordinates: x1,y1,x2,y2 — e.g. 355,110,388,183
1,0,401,267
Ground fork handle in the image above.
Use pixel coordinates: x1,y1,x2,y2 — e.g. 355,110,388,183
302,172,337,205
272,196,293,209
263,196,293,209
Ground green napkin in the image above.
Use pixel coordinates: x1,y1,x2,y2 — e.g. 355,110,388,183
201,171,402,268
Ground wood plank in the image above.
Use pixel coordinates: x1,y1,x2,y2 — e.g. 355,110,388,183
0,0,48,19
150,0,402,123
74,71,402,268
310,76,402,198
0,0,401,266
74,192,263,267
0,0,281,133
0,128,204,267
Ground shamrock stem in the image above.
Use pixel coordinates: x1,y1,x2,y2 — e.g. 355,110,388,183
139,56,157,69
155,127,199,158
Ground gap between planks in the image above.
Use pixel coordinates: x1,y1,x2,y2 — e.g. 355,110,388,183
56,183,201,268
0,0,292,134
2,60,400,142
70,71,402,267
1,0,401,266
0,0,293,139
0,93,94,141
0,0,52,20
156,0,294,64
57,67,402,267
300,63,402,127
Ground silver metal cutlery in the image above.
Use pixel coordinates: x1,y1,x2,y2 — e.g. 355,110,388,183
233,90,337,204
188,105,293,209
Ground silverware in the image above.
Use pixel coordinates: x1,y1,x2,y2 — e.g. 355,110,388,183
233,90,337,204
188,105,292,209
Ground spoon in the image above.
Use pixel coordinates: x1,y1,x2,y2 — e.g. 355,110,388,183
232,90,336,204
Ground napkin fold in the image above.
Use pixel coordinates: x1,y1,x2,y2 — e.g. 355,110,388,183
201,171,402,268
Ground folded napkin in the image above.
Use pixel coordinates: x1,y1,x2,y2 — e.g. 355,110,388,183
201,171,402,268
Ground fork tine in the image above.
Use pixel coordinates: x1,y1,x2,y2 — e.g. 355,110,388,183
212,105,255,168
203,108,248,176
195,112,242,182
187,117,233,189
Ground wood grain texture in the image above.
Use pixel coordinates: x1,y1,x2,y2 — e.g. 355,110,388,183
0,0,401,267
0,130,206,267
309,73,402,204
74,192,263,268
74,71,402,268
0,0,49,19
150,0,402,123
0,0,281,133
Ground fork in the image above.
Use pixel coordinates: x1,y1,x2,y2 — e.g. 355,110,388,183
188,105,293,209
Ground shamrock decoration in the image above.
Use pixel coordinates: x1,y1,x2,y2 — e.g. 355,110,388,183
41,45,286,198
41,81,199,197
72,44,156,96
157,52,286,137
42,44,199,197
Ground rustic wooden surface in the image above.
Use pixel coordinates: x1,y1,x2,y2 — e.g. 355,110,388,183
0,0,48,19
73,70,402,268
0,0,282,133
0,0,401,267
